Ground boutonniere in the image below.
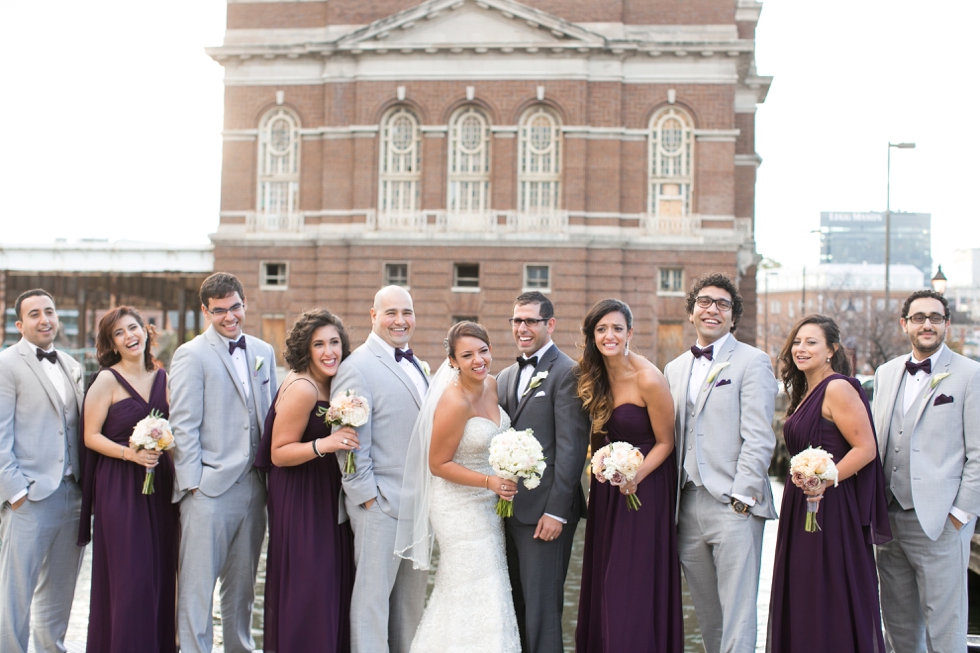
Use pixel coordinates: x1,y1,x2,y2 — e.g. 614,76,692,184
72,367,81,384
254,356,265,377
421,360,431,377
930,372,951,390
704,362,731,390
523,370,549,397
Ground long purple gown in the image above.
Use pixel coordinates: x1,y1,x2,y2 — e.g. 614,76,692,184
254,386,354,653
767,374,891,652
77,368,178,653
576,403,683,653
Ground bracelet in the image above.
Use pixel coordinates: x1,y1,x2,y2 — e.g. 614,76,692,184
312,439,325,458
120,446,126,461
485,475,490,490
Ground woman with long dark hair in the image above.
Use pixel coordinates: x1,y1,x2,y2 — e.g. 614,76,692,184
78,306,178,652
766,314,890,652
574,299,683,653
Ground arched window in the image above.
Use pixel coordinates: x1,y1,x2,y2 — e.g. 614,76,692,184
447,106,491,214
257,108,300,226
518,106,562,213
648,107,694,217
379,107,422,215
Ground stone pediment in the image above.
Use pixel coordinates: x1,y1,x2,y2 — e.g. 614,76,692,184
335,0,607,51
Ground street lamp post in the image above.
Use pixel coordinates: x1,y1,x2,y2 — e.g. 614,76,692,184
885,141,915,310
931,265,947,295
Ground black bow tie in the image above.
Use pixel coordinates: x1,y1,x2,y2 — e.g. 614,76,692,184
36,348,58,364
691,345,713,361
517,356,538,369
905,358,932,376
395,348,415,363
228,336,246,355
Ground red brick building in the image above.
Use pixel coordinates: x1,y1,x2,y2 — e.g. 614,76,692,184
209,0,770,367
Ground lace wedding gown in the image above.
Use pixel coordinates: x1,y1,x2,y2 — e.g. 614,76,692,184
409,410,521,653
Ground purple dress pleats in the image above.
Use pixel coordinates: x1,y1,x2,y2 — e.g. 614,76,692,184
576,403,684,653
77,368,178,653
767,374,891,653
255,392,354,653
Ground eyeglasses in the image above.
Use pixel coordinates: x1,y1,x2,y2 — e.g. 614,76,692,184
206,303,244,318
905,313,946,325
509,317,548,327
695,296,733,312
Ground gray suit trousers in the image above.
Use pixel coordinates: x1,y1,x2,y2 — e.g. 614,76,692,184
878,503,973,653
0,478,83,653
177,469,266,653
347,497,426,653
677,484,764,653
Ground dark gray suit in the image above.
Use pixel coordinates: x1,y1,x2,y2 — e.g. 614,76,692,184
0,338,85,653
497,343,590,653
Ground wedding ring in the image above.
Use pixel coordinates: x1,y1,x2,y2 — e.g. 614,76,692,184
343,438,349,446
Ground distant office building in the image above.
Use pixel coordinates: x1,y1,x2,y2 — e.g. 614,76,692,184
820,211,931,282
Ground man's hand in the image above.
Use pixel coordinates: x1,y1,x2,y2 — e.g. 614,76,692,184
533,514,562,542
10,495,26,511
364,498,375,510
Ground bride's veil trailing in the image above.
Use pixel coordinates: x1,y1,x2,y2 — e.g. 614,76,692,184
394,358,454,570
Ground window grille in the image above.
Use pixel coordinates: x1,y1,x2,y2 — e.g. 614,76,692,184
524,265,550,291
453,263,480,289
385,263,409,287
659,268,684,293
648,107,693,217
379,107,422,214
448,106,491,214
260,262,289,289
258,108,300,225
518,107,562,213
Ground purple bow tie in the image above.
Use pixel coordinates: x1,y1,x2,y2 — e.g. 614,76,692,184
691,344,713,361
395,348,415,363
228,336,246,355
905,358,931,376
36,348,58,364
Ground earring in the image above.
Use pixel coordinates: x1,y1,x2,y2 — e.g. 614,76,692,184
826,358,831,363
624,341,630,357
450,366,460,386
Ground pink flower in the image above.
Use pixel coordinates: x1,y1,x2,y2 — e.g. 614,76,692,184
791,470,807,488
803,475,823,492
610,471,625,486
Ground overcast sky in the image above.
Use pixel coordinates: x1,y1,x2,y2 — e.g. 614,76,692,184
1,1,977,277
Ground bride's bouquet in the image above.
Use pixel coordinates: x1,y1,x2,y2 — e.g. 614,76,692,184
789,446,839,532
317,389,369,474
591,441,645,511
129,409,175,494
488,428,546,518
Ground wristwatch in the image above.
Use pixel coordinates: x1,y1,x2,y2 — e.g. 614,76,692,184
730,497,749,515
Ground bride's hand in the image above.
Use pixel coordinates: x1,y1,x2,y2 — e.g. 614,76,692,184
490,476,517,501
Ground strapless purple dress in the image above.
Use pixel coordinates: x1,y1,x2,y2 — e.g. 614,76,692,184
77,368,178,653
576,403,683,652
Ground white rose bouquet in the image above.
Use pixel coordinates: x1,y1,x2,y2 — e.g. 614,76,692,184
789,445,838,532
488,427,547,518
591,441,645,511
129,409,175,494
317,389,369,474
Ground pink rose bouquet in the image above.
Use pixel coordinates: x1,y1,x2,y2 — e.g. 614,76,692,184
788,445,838,532
591,441,645,511
129,409,175,494
318,389,369,474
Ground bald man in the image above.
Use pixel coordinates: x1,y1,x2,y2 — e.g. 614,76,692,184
332,286,429,653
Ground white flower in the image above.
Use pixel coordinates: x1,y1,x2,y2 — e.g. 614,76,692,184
930,372,951,390
523,370,549,397
421,361,431,376
704,361,731,389
254,356,265,375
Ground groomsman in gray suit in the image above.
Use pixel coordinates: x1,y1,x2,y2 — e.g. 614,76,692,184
332,285,428,653
170,272,277,653
496,291,590,653
663,273,777,653
873,289,980,653
0,289,85,653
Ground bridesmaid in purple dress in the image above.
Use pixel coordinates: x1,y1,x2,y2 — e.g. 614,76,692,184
254,308,359,653
767,315,891,652
77,306,178,653
575,299,683,653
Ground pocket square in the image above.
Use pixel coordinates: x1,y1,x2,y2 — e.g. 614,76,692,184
262,378,270,385
933,394,954,406
714,378,732,387
533,390,546,398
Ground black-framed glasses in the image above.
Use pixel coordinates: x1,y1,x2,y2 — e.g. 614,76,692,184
905,313,946,325
206,303,244,318
695,296,733,312
509,317,547,327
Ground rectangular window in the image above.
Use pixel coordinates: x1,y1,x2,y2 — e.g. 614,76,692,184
260,262,288,290
658,268,684,294
523,264,550,292
453,263,480,291
385,262,409,287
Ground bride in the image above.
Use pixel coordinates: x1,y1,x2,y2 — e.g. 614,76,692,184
394,322,521,652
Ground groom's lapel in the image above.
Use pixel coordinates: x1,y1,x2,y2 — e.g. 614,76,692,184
367,337,422,408
694,336,736,416
204,327,247,405
513,345,559,422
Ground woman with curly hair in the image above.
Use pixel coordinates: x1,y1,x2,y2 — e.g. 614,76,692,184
254,308,358,653
77,306,178,652
574,299,683,653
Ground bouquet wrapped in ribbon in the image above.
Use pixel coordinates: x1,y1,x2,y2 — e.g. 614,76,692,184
789,446,839,532
591,441,645,511
318,389,369,474
129,409,175,494
488,427,546,518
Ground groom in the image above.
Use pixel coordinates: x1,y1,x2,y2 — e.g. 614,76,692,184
332,285,428,653
497,291,590,653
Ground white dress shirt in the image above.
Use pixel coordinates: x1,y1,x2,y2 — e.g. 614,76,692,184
517,341,554,399
368,332,427,400
219,333,250,399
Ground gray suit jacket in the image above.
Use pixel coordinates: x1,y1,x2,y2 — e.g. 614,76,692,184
0,338,83,503
664,336,778,520
169,326,277,501
496,344,590,525
332,336,424,519
873,346,980,540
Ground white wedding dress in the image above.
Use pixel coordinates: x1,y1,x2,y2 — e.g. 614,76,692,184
409,410,521,653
